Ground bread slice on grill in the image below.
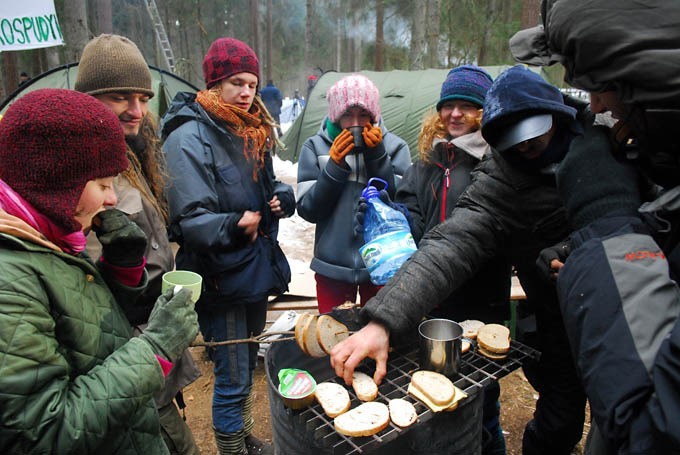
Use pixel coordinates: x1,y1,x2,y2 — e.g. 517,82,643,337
315,382,351,418
477,324,510,355
388,398,417,428
294,312,312,356
461,339,471,354
408,370,454,408
334,402,390,437
302,315,327,358
459,319,484,339
316,314,350,354
352,371,379,401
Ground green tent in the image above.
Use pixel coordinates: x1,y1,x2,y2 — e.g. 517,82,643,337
0,62,199,119
280,66,553,162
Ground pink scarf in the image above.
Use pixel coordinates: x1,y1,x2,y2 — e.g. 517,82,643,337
0,179,86,254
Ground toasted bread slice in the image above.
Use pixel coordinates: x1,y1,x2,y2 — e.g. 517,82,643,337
352,371,379,401
316,314,350,354
388,398,417,428
478,345,508,360
315,382,351,418
334,402,389,437
477,324,510,354
294,312,312,356
408,371,455,409
303,315,327,358
461,339,471,354
459,319,484,339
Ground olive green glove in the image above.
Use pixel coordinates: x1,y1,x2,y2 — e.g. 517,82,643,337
139,288,198,362
92,208,147,267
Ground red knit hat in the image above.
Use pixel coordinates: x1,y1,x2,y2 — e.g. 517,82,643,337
0,89,129,232
327,74,381,123
202,37,260,89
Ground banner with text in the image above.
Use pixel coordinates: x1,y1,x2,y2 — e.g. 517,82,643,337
0,0,63,51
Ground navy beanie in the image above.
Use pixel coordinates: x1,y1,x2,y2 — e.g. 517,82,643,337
436,65,493,110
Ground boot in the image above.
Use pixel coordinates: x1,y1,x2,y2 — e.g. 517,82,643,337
214,428,246,455
242,389,274,455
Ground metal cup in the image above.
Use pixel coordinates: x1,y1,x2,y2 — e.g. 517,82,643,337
418,318,463,379
348,125,364,148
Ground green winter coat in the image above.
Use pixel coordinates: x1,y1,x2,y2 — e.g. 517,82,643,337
0,214,169,454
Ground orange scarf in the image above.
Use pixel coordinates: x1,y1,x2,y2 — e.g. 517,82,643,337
196,89,272,180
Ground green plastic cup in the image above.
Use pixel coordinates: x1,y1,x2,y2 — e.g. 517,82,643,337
161,270,203,303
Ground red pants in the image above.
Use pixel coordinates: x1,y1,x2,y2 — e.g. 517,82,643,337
314,273,381,314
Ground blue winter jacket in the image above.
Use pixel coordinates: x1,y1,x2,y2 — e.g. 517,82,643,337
161,92,294,306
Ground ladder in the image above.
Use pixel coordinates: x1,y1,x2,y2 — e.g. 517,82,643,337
145,0,176,73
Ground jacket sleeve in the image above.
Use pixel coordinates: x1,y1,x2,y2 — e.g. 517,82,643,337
395,164,427,243
557,214,680,452
296,137,352,223
363,132,411,198
163,125,244,253
0,290,163,453
362,180,504,334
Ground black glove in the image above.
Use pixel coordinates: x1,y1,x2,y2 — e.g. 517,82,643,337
92,208,147,267
354,190,412,237
139,288,199,362
557,126,641,229
536,238,572,282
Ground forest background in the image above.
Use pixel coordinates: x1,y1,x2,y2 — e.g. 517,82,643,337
1,0,554,101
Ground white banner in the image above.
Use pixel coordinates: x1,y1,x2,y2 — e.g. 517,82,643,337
0,0,63,51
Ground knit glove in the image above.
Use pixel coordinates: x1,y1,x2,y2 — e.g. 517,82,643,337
354,190,412,236
92,209,147,267
556,126,641,230
139,288,198,362
536,238,572,282
362,123,383,149
329,129,354,164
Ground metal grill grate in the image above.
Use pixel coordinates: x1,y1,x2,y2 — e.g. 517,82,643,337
291,340,540,454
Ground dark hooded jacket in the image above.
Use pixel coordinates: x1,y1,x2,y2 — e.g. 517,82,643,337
161,92,294,306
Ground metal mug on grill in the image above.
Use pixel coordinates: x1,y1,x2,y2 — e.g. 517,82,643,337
418,318,463,378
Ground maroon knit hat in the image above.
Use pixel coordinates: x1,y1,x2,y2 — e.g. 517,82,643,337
0,89,129,232
202,37,260,89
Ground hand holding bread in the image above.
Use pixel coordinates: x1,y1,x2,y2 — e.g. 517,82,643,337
330,320,390,386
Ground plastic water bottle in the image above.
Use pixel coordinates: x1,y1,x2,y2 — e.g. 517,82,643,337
359,178,417,285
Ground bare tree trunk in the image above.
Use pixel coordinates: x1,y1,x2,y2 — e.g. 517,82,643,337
62,0,90,62
426,0,440,68
304,0,313,70
266,0,273,82
409,0,426,70
95,0,113,34
44,47,60,70
250,0,260,69
1,52,19,98
352,8,362,71
477,0,497,65
335,0,342,71
521,0,541,28
375,0,384,71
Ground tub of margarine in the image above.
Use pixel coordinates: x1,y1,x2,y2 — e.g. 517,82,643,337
278,368,316,410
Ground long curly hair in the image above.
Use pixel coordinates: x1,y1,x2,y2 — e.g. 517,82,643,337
416,108,483,164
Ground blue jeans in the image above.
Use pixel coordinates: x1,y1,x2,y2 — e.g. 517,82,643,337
197,301,267,434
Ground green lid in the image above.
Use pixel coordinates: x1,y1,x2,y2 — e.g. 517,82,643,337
278,368,316,398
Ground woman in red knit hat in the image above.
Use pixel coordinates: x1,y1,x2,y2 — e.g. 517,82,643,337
161,37,294,455
0,88,198,454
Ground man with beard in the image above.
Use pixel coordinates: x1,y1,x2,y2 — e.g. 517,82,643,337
76,34,201,455
510,1,680,453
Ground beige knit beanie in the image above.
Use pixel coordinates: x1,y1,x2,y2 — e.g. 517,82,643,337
75,34,154,98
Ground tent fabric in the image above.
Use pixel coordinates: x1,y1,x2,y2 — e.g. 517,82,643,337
0,63,199,120
280,66,550,162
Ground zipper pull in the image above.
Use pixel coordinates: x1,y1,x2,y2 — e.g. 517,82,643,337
444,168,450,189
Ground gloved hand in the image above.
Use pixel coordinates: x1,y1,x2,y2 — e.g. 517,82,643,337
362,123,383,149
92,208,147,267
557,126,641,229
139,287,199,362
536,238,572,282
329,129,354,164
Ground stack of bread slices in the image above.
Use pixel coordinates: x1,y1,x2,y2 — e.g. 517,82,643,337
476,323,511,360
407,370,467,412
295,313,350,358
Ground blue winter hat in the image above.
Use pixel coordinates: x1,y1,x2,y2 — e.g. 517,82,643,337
436,65,493,111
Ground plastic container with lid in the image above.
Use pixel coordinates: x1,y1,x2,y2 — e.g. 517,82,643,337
277,368,317,410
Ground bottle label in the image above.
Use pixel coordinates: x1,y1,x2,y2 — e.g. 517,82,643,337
359,230,417,285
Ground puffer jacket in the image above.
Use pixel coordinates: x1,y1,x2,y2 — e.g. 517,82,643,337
0,212,167,454
395,130,510,321
296,117,411,283
161,92,294,306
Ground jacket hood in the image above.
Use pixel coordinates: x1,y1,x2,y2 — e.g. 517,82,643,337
160,91,222,140
481,65,576,151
